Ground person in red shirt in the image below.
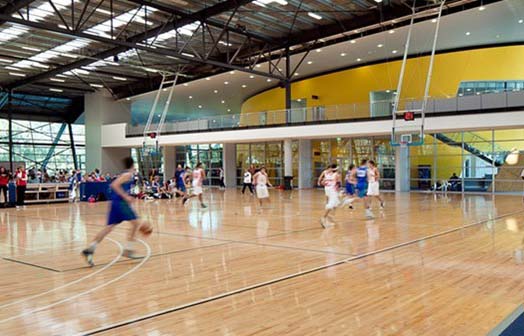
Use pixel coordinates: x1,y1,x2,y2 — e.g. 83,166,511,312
0,166,9,207
15,166,27,209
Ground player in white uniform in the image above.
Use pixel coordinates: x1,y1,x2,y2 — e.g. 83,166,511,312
317,164,341,228
253,166,272,207
182,162,207,208
367,160,384,209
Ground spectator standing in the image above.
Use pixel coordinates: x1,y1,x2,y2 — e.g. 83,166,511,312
0,166,9,207
16,166,28,209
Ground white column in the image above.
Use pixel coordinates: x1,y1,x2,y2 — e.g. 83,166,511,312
163,146,175,181
284,139,293,177
298,139,312,189
223,143,236,188
395,146,410,192
85,91,130,172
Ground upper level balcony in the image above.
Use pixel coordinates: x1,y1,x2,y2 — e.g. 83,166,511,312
125,90,524,138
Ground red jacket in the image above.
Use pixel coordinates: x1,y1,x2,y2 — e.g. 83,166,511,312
16,171,27,187
0,174,8,186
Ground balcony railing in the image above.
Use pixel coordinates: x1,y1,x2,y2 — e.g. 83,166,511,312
125,90,524,137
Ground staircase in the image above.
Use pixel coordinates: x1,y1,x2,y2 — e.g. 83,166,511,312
432,132,508,166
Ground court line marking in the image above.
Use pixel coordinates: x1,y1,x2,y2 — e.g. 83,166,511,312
2,257,61,272
0,237,123,310
79,209,524,335
62,241,231,272
0,238,150,324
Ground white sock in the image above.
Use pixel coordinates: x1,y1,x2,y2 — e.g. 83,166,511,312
125,241,134,251
88,242,97,251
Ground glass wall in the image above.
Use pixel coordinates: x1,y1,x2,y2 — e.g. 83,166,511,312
312,137,395,190
410,128,524,194
236,142,285,186
457,80,524,96
174,144,223,186
0,118,85,175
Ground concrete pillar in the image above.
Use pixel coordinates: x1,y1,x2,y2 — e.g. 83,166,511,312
395,146,410,192
298,139,312,189
284,139,293,177
163,146,175,181
101,148,131,174
85,91,130,173
223,143,236,188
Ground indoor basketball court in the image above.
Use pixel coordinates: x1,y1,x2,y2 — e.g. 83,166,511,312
0,0,523,335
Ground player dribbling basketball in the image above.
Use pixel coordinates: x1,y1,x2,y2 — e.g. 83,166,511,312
81,157,148,266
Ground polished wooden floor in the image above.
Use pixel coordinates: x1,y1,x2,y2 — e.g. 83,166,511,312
0,189,523,335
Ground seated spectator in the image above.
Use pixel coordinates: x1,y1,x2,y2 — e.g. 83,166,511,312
449,172,461,191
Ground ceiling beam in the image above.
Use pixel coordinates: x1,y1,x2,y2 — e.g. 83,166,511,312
126,0,278,45
1,0,289,91
0,0,38,25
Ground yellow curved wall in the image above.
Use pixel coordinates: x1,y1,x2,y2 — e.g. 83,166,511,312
241,45,524,113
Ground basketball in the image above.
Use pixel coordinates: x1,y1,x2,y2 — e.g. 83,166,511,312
139,222,153,236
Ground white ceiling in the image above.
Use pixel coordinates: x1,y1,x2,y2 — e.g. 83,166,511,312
128,0,524,122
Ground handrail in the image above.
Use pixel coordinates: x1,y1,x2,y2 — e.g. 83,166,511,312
125,90,524,137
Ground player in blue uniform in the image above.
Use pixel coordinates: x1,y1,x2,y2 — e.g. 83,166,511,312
81,157,145,266
342,164,357,209
356,159,374,219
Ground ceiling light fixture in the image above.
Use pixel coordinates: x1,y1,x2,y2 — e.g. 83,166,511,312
183,83,189,87
0,58,13,63
316,49,322,53
255,64,261,68
8,72,25,77
356,58,362,62
206,77,210,80
519,19,523,24
267,78,272,82
389,30,395,34
249,75,255,79
465,31,471,36
198,105,202,109
307,12,322,20
221,100,225,104
431,18,437,23
478,5,485,11
113,76,127,81
214,90,218,93
392,50,398,54
22,46,41,52
50,78,65,82
350,40,356,44
90,83,104,88
189,95,193,99
307,61,313,64
294,73,299,76
242,84,247,88
340,53,347,57
181,52,195,58
224,81,229,85
227,109,231,112
229,71,235,74
49,88,63,92
377,44,384,48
